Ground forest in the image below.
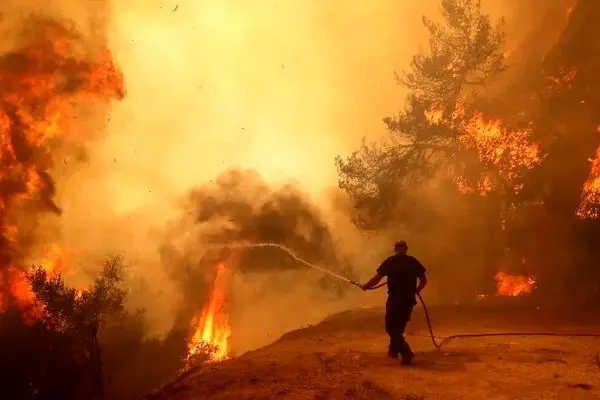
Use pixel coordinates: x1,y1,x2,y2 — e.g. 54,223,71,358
1,0,598,399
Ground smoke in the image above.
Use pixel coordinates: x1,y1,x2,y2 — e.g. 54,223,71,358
156,168,379,352
1,0,588,351
0,1,123,284
368,0,599,306
44,0,444,339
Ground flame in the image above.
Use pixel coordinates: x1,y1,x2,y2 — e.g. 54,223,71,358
187,262,232,363
459,113,541,186
424,104,542,194
494,271,536,296
0,19,124,312
0,244,68,317
576,146,600,219
424,106,444,125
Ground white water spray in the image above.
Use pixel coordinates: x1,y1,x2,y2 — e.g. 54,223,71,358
207,242,358,285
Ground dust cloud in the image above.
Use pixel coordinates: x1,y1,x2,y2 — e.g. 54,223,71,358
0,0,575,352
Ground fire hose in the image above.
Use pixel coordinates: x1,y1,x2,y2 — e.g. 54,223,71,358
349,280,600,350
214,242,600,357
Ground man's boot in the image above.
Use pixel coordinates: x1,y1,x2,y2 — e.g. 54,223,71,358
398,338,414,365
387,341,399,359
400,351,414,365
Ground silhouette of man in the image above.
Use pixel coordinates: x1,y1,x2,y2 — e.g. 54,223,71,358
358,240,427,365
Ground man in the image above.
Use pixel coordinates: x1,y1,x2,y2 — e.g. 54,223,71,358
358,240,427,365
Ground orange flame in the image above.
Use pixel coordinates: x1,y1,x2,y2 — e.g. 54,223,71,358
459,114,541,185
495,271,536,296
424,104,542,194
0,19,124,313
187,262,232,363
0,244,69,318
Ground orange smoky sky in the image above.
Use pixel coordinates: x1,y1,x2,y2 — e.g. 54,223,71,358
98,0,563,213
2,0,567,228
0,0,566,334
6,0,544,263
86,0,438,215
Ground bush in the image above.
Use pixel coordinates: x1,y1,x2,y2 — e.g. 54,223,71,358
0,256,213,399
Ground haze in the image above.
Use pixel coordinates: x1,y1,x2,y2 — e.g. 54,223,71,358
73,1,437,215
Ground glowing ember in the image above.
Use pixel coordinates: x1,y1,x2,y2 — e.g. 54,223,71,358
495,271,536,296
547,67,577,92
576,146,600,219
187,262,232,363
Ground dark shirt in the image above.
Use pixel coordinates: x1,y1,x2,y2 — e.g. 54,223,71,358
376,254,426,304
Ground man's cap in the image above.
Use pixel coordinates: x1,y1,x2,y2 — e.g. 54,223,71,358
394,240,408,248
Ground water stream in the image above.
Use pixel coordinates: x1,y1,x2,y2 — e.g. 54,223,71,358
207,242,357,285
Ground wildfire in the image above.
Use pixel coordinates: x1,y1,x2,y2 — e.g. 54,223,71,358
459,113,541,185
424,104,542,194
0,18,124,312
0,244,71,320
576,146,600,219
494,271,536,296
187,262,232,364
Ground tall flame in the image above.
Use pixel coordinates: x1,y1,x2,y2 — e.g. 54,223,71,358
187,262,232,363
0,18,124,313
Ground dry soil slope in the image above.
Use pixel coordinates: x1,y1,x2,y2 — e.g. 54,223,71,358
146,305,600,400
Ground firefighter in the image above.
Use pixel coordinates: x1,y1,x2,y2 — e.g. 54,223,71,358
358,240,427,365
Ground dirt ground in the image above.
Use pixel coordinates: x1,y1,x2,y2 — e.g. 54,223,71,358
146,303,600,399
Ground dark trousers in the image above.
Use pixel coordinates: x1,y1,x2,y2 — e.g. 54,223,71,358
384,298,414,358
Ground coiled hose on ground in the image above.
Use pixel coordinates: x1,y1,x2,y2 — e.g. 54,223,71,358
364,281,600,351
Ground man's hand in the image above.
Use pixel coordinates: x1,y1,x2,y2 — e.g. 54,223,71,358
350,280,368,291
360,273,384,292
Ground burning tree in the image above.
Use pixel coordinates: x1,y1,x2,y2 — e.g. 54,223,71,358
335,0,522,296
335,0,516,225
336,0,600,303
504,0,600,303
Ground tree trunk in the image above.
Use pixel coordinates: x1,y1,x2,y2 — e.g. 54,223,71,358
91,318,104,400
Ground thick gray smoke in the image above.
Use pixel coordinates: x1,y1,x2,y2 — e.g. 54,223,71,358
162,168,358,274
158,169,366,353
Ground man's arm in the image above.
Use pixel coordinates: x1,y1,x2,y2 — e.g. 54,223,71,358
360,273,384,291
416,274,427,294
